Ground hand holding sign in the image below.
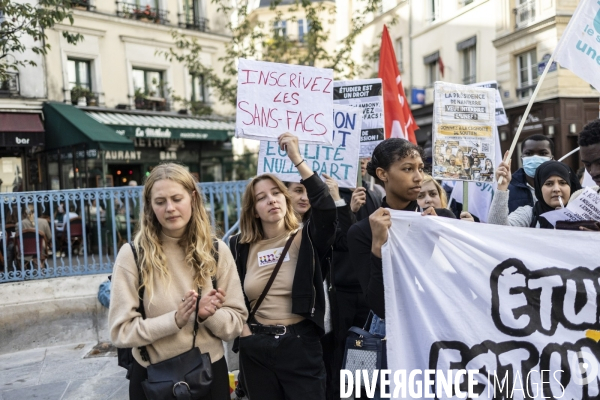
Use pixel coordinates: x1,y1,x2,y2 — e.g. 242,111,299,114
369,208,392,258
496,151,512,191
278,133,313,180
322,173,341,201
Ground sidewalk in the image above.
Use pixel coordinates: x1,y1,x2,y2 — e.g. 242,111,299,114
0,342,128,400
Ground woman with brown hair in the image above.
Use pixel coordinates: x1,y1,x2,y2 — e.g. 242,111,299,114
109,163,247,399
229,133,337,400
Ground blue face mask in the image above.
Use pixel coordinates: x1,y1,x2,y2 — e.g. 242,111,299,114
522,155,552,178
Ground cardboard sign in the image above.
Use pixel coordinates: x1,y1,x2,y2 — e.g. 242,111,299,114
257,105,361,188
333,79,384,158
235,59,334,144
432,81,496,183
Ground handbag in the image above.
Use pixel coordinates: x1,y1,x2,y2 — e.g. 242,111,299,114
116,239,219,389
342,312,386,388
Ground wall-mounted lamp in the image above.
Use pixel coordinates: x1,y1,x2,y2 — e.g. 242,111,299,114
547,125,555,137
569,123,577,134
500,132,507,141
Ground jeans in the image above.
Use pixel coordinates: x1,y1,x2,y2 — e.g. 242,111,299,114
368,313,385,400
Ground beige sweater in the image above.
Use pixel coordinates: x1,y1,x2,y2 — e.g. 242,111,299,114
108,233,248,367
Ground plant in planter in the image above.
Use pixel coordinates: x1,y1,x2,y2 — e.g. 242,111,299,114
71,0,89,10
133,5,156,21
70,86,92,106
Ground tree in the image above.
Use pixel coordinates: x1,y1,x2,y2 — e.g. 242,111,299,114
161,0,391,114
0,0,83,81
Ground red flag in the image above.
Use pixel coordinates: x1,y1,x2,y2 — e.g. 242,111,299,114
439,56,445,78
378,25,418,143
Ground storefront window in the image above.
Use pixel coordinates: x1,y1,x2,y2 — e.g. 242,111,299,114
0,157,23,192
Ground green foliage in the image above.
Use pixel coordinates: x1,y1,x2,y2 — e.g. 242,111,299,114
160,0,394,110
0,0,83,81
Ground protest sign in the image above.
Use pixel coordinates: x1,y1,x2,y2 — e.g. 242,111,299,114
554,0,600,90
432,82,496,183
470,80,508,126
333,79,384,158
541,187,600,226
382,212,600,399
257,105,361,188
235,59,333,144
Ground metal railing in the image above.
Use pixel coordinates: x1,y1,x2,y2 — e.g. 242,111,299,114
71,0,96,11
514,0,536,29
116,2,169,24
0,72,19,96
0,180,248,283
178,14,209,32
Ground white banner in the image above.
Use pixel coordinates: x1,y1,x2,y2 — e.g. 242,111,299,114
333,79,384,158
235,59,333,144
257,105,361,188
383,212,600,399
554,0,600,90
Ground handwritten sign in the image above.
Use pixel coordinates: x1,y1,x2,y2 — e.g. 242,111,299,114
432,81,496,183
541,187,600,226
257,105,361,188
235,59,333,144
333,79,384,158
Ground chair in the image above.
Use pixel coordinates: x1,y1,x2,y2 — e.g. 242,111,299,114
61,217,84,255
14,229,47,268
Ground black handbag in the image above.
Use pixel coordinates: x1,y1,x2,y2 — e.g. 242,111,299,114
141,293,213,399
342,314,386,388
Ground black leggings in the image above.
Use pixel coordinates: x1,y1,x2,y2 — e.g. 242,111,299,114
129,355,230,400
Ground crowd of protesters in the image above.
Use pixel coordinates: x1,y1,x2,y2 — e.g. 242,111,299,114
107,119,600,400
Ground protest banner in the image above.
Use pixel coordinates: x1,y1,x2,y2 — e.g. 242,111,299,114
257,105,361,188
381,212,600,399
333,79,384,158
432,82,496,183
235,58,333,144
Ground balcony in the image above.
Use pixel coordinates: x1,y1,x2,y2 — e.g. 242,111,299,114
71,0,95,11
134,96,170,112
116,2,168,24
514,0,536,29
0,72,19,96
178,14,209,32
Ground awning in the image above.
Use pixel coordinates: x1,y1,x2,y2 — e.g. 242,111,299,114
43,102,135,151
0,112,44,147
85,110,235,141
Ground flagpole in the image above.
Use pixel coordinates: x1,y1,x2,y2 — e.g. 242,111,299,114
498,53,556,185
558,147,580,162
462,181,468,213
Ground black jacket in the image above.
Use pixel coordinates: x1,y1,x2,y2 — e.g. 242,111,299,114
347,198,455,318
507,168,535,213
228,173,337,335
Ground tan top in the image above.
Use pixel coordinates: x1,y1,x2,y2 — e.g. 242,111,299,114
245,230,304,326
109,233,248,367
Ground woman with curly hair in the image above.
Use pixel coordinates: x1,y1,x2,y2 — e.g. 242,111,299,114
109,163,247,399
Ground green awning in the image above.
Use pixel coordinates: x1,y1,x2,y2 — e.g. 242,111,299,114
43,102,135,151
85,111,235,141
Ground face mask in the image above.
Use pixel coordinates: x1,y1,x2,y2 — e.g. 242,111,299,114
522,155,552,178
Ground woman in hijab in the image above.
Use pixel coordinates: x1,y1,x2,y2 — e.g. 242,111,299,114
488,156,582,228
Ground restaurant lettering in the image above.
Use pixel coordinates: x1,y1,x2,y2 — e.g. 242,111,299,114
135,127,172,138
133,138,184,149
105,151,142,161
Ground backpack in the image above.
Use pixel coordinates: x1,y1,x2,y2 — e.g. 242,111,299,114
117,239,219,379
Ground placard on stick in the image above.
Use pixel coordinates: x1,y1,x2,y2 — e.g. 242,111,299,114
257,105,361,188
333,79,384,158
432,82,496,183
235,59,334,144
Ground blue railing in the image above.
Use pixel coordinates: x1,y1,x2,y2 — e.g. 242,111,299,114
0,181,247,283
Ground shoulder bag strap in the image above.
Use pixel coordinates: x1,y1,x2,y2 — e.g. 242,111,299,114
129,242,150,362
248,231,298,321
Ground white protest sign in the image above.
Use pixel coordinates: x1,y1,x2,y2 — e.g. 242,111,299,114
541,187,600,226
432,81,497,183
469,80,508,126
235,59,333,144
257,105,361,188
333,79,384,158
382,212,600,399
554,0,600,90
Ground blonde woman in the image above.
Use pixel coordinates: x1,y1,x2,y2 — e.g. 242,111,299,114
229,133,337,400
109,163,247,399
417,175,448,209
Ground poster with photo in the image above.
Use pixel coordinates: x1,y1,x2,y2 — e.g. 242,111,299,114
432,81,496,182
333,79,384,158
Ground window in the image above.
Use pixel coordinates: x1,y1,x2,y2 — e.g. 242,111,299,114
517,49,538,98
298,19,309,42
395,38,403,72
424,51,440,87
191,74,206,102
183,0,206,30
274,20,287,37
132,68,164,98
461,45,476,85
67,59,91,90
428,0,439,22
515,0,535,29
